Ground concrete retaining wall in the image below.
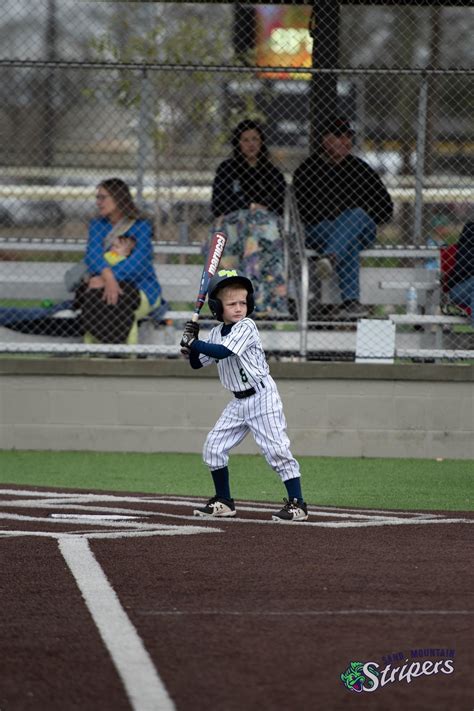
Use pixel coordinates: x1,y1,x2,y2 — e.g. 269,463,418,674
1,359,473,459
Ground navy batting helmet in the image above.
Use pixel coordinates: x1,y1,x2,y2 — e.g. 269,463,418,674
208,269,255,321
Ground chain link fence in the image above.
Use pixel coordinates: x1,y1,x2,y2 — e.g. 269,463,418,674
0,1,473,360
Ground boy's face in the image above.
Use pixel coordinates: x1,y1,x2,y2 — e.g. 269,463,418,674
219,286,248,324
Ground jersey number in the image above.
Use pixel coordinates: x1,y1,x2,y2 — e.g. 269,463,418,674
239,368,248,384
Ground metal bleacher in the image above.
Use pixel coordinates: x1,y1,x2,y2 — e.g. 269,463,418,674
0,186,472,360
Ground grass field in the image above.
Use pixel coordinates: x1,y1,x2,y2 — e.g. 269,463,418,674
1,450,473,511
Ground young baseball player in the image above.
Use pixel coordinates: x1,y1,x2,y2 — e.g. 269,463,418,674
180,269,308,522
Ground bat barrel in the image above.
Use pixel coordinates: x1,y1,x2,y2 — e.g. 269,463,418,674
189,229,227,324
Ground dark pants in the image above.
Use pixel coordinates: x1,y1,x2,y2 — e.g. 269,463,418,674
76,282,140,343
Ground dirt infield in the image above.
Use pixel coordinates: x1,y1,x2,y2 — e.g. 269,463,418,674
0,485,473,711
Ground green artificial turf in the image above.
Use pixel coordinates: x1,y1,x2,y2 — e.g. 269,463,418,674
1,450,472,511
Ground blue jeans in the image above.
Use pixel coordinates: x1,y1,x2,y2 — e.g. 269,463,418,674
305,208,377,301
449,277,474,326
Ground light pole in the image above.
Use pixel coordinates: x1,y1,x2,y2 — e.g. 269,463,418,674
309,0,341,153
42,0,57,167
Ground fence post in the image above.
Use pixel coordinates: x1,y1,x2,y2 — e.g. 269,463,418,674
136,68,153,208
309,1,340,153
413,73,429,246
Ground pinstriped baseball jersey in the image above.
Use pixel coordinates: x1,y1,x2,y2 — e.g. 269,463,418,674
196,317,269,393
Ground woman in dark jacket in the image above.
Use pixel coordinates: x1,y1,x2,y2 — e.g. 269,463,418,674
211,120,288,317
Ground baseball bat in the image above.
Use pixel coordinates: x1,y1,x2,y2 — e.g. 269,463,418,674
191,230,227,322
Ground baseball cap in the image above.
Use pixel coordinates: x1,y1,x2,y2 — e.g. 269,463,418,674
320,116,355,137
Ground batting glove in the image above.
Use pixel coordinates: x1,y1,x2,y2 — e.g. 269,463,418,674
180,320,199,349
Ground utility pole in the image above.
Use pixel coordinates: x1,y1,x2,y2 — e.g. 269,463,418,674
309,0,341,154
42,0,57,167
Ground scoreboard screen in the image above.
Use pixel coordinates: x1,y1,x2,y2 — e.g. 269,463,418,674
255,5,313,80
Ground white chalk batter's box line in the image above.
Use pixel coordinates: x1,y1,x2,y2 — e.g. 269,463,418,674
0,488,472,531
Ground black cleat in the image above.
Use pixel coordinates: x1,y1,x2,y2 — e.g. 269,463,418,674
193,496,236,518
272,498,309,522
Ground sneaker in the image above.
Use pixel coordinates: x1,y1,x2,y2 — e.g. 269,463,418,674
193,496,236,518
315,257,334,280
272,498,308,522
337,300,369,319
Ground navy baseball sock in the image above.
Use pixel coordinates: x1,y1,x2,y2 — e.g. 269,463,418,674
211,466,231,500
284,477,304,504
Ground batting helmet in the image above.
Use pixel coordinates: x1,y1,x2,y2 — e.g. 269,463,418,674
208,269,255,321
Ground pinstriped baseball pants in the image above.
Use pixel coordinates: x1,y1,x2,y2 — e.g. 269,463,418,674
203,378,300,482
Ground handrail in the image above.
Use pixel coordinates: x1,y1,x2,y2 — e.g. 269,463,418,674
0,236,203,255
284,185,310,356
0,183,472,203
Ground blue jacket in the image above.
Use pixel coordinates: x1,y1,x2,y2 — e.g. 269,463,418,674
85,217,161,305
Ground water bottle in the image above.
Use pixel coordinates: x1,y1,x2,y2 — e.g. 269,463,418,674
406,286,418,315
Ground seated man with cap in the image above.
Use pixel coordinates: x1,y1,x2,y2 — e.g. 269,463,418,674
293,116,393,318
